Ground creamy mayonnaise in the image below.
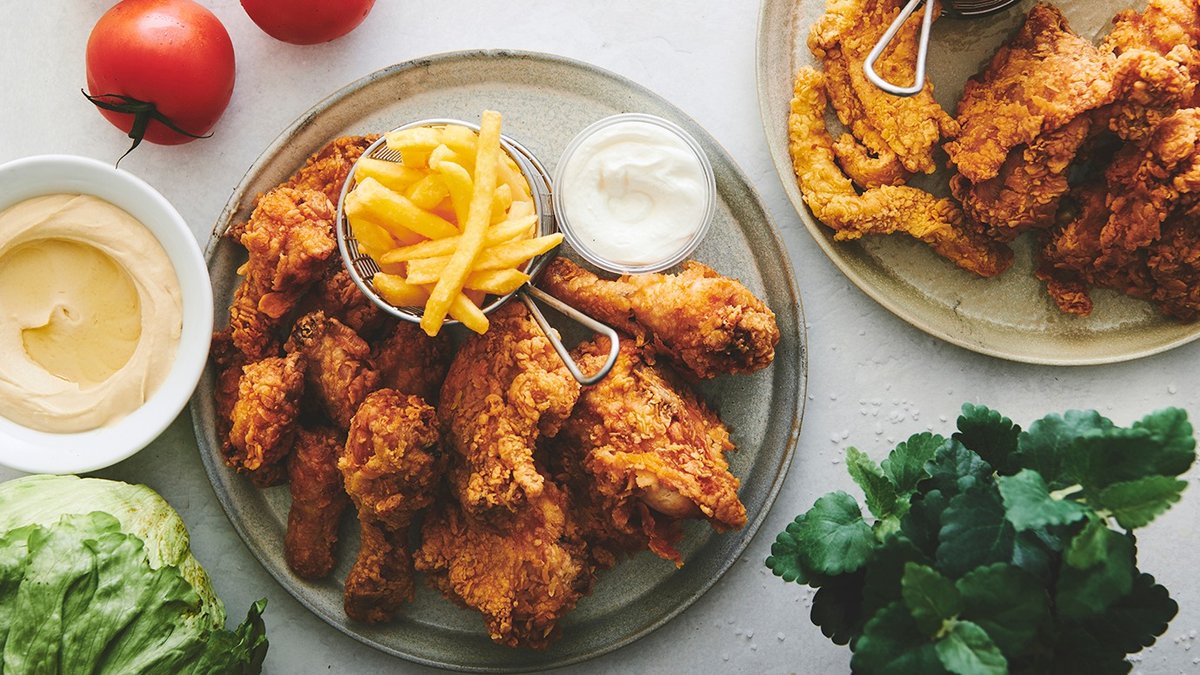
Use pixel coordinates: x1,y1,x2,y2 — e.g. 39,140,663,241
0,194,182,433
556,116,712,269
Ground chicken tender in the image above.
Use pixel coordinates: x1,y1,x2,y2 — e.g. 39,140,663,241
285,311,380,429
284,135,378,207
372,321,453,403
285,426,350,580
340,390,443,623
227,352,306,486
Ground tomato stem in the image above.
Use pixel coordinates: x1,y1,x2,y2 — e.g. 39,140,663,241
82,90,213,166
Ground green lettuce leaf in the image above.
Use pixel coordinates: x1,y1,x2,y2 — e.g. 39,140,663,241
955,404,1020,475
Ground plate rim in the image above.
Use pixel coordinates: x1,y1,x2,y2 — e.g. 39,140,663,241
193,48,808,672
754,0,1200,366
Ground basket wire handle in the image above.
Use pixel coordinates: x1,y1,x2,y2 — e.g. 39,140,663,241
863,0,934,97
520,285,620,386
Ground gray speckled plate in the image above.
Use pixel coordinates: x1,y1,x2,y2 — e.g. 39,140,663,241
757,0,1200,365
192,50,805,672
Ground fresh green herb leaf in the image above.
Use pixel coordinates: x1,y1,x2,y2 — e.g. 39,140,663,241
925,440,993,498
997,469,1089,531
810,571,867,645
847,448,904,532
1015,410,1114,488
902,563,961,636
851,602,948,674
955,404,1021,474
935,620,1008,675
956,563,1048,658
766,514,810,584
1058,524,1134,619
796,492,877,576
862,535,931,620
1077,572,1176,655
882,433,946,495
900,489,949,554
1133,408,1196,475
937,487,1014,577
1097,476,1187,530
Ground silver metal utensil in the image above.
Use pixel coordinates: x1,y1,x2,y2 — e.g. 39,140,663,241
336,118,620,386
865,0,1022,96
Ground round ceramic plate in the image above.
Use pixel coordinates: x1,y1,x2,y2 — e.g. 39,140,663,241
192,50,805,672
757,0,1200,365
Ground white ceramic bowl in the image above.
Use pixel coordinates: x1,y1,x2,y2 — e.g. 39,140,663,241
0,155,212,474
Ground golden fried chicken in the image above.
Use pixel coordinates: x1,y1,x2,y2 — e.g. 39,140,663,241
283,135,378,207
285,310,380,429
372,321,453,403
285,426,350,580
210,329,246,455
787,67,1014,277
414,481,593,649
228,187,337,359
227,352,306,486
808,0,957,179
945,4,1115,184
300,264,392,339
555,338,746,567
1102,0,1200,62
340,390,443,623
540,258,781,379
438,303,580,518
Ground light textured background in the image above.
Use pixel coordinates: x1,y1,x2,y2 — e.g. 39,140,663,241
1,1,1198,673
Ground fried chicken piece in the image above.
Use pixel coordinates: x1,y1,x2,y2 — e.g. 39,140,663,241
340,390,443,623
1102,0,1200,62
539,258,780,379
787,67,1014,277
556,338,746,567
438,303,580,518
285,426,350,580
284,135,378,207
414,481,593,649
227,352,306,486
300,263,392,339
946,4,1115,184
285,311,380,429
951,116,1093,238
1147,213,1200,320
210,329,246,456
229,187,337,359
372,321,453,402
808,0,957,177
1097,45,1198,143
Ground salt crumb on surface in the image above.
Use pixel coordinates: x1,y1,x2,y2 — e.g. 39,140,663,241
1169,384,1179,395
777,633,786,642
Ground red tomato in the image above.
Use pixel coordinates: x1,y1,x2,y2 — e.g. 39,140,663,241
85,0,236,146
240,0,377,45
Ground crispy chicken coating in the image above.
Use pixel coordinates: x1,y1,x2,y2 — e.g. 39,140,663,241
540,258,781,379
438,303,580,518
283,135,378,207
285,310,380,429
556,338,746,567
227,352,306,486
301,264,392,339
786,67,1014,277
414,481,593,649
285,426,350,580
372,321,453,403
340,390,443,623
228,187,337,359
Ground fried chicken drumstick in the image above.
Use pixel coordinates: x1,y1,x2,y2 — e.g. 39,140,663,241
540,258,781,379
285,426,350,580
226,351,306,487
285,310,381,429
340,389,443,623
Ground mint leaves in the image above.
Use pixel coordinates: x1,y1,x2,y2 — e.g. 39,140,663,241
766,405,1194,673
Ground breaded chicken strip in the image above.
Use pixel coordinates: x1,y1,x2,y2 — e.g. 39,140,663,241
372,321,453,403
228,187,336,359
285,311,380,429
340,390,443,623
556,339,746,567
227,352,306,486
540,258,780,380
285,426,350,580
438,303,580,518
414,481,592,649
787,67,1013,277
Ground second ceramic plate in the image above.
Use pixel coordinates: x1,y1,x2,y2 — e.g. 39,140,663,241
757,0,1200,365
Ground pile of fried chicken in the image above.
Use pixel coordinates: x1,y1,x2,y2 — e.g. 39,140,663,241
790,0,1200,320
211,138,781,648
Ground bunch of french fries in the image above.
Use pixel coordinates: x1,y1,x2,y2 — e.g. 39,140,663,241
344,110,562,336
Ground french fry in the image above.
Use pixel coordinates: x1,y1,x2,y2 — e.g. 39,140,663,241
399,148,429,169
379,215,536,263
499,158,531,201
507,199,535,220
347,177,459,240
490,183,513,224
435,160,473,226
428,144,463,169
463,289,486,307
405,233,563,285
372,273,429,307
354,157,423,192
385,127,444,153
446,292,489,333
348,217,399,259
420,110,504,335
406,173,450,210
463,269,530,295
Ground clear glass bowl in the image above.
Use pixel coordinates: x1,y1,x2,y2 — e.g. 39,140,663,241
552,112,716,274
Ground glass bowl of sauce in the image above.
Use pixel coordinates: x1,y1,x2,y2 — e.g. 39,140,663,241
553,113,716,274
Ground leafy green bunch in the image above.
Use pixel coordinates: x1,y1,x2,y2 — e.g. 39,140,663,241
766,404,1196,674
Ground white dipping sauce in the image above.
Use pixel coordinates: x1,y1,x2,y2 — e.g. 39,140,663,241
557,118,710,267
